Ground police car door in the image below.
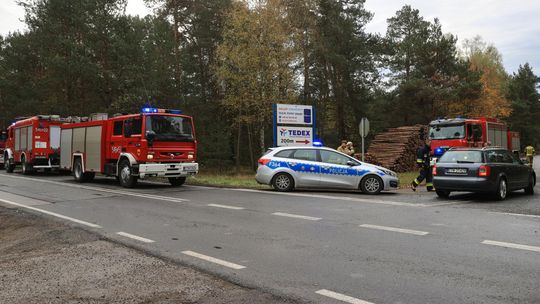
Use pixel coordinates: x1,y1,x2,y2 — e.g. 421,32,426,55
288,149,321,187
319,150,361,189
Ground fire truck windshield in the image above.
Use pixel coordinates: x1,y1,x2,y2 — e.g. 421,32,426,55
429,124,465,140
145,116,194,142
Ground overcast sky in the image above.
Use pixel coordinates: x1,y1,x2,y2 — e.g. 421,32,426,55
1,0,539,75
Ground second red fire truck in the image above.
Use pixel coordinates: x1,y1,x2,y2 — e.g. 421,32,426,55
3,115,64,174
59,108,198,187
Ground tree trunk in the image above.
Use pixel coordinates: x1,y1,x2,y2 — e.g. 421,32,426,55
247,123,255,171
260,123,265,155
235,123,242,173
302,29,310,104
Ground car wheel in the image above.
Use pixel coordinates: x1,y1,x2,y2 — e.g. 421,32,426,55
525,174,535,195
436,190,450,198
272,173,294,192
360,175,383,195
169,177,187,187
118,159,138,188
5,157,15,173
21,156,32,175
495,178,507,201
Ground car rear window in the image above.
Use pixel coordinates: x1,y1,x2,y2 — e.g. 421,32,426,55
438,151,483,163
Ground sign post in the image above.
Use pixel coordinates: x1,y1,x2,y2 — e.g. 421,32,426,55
273,104,315,147
359,117,370,161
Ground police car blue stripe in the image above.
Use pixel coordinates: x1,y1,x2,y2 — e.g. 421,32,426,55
267,161,371,177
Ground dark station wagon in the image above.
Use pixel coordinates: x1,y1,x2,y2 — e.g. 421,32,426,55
433,148,536,200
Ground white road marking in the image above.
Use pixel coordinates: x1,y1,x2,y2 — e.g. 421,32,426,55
0,198,102,228
491,212,540,219
315,289,374,304
218,187,426,207
181,250,246,270
272,212,321,221
0,174,188,203
359,224,429,236
116,232,155,243
481,240,540,253
208,203,245,210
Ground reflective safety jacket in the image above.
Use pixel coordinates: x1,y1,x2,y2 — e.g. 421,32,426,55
416,144,431,167
525,145,536,157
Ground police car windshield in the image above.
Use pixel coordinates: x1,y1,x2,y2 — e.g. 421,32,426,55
429,124,465,140
146,115,194,142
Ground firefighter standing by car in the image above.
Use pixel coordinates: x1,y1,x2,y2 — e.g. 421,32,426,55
412,138,434,192
525,145,535,167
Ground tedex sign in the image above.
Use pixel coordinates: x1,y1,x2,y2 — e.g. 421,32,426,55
277,126,313,146
273,104,316,147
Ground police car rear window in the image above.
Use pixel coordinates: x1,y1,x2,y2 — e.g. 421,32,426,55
275,150,294,158
291,149,317,162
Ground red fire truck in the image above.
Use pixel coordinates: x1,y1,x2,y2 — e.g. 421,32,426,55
428,117,520,159
3,116,64,174
59,108,198,188
0,130,7,168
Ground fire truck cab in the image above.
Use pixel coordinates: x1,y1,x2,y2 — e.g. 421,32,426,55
4,116,64,174
428,117,520,161
59,108,198,188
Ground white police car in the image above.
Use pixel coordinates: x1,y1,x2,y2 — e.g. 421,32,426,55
256,146,399,194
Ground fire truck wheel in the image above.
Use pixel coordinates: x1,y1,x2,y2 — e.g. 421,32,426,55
21,156,33,175
5,158,15,173
118,159,138,188
168,177,186,187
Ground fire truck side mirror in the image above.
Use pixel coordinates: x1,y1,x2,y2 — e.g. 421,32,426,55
146,130,156,145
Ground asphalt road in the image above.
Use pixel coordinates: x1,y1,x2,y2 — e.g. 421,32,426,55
0,157,539,304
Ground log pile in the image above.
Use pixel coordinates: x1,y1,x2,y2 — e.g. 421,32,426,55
366,125,427,172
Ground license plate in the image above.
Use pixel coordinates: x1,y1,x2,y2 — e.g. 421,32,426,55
183,165,197,172
446,168,468,175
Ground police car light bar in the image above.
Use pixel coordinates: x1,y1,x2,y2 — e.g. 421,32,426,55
434,147,445,157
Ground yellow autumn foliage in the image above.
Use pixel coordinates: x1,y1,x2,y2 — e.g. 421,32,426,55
450,38,512,118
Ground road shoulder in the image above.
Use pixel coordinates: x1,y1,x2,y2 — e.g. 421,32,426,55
0,207,296,304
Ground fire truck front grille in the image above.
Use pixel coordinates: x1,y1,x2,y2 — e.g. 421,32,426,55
160,152,184,157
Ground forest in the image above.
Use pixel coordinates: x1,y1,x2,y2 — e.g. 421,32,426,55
0,0,539,169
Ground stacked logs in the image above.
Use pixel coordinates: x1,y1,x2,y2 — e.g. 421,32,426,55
366,125,427,172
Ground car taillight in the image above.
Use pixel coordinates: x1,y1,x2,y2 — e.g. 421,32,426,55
258,158,270,166
478,165,490,177
432,165,437,176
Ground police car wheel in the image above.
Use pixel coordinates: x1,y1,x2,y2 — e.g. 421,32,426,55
360,175,383,194
119,160,138,188
169,177,186,187
272,173,294,192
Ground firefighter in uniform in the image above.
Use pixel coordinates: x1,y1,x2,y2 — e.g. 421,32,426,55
525,145,535,167
412,138,434,192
